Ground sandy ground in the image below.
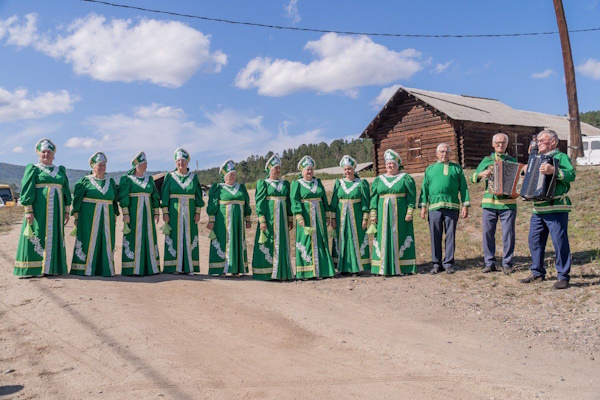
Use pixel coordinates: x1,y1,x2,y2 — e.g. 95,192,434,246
1,188,599,399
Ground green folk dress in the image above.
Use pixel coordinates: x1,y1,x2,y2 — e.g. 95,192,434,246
329,178,371,274
252,179,294,281
290,178,335,279
14,163,72,276
160,171,204,274
370,173,417,276
118,175,161,276
207,183,252,275
70,175,119,277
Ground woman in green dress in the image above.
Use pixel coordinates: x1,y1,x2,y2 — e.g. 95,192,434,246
329,155,371,276
252,154,294,281
206,160,252,276
160,148,204,275
14,139,71,277
118,151,161,276
70,152,119,277
290,156,335,279
369,149,417,276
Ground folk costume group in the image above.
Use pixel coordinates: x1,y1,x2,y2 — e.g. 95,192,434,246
14,129,575,289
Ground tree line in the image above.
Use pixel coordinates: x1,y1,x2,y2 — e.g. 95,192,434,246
197,138,373,185
581,110,600,130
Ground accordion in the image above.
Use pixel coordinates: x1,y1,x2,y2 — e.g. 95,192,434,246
487,160,525,198
520,154,558,201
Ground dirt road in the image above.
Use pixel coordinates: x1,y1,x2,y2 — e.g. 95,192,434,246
1,213,599,399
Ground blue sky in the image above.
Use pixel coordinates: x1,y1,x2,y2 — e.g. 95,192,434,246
1,0,599,171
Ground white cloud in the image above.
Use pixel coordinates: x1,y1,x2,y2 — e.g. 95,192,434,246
66,104,328,169
531,69,555,79
577,58,600,80
284,0,301,24
371,84,401,109
1,13,227,88
235,33,423,97
432,61,452,74
0,87,79,123
12,146,24,154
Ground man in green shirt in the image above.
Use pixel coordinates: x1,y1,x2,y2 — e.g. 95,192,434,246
419,143,470,274
471,133,518,275
520,129,575,290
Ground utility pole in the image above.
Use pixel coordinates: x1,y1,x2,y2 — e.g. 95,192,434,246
553,0,583,162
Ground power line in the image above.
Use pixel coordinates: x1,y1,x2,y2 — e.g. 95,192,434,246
81,0,600,39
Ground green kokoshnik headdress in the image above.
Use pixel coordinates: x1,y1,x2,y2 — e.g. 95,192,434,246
127,151,147,175
219,159,236,181
89,151,108,168
384,149,402,168
339,155,357,169
174,147,190,162
264,154,281,177
297,155,315,172
35,138,56,154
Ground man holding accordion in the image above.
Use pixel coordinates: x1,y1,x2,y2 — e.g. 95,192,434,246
472,133,518,275
520,129,576,290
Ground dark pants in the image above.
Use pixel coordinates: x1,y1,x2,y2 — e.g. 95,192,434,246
482,208,517,268
528,212,572,282
429,209,458,270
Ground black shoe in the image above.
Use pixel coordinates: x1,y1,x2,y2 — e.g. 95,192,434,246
502,266,513,275
482,265,496,273
430,267,440,275
553,279,569,290
520,274,545,283
445,267,455,274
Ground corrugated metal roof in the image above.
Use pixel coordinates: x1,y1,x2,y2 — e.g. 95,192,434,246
363,86,600,140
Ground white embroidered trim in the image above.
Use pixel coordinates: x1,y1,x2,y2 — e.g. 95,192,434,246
74,238,86,261
87,175,110,195
296,242,312,264
266,179,284,192
29,234,44,257
298,178,318,194
339,178,361,195
155,244,160,257
333,237,340,257
372,238,381,258
171,171,194,190
165,235,177,257
380,173,405,189
123,237,135,260
220,183,240,196
36,163,59,178
360,234,369,257
191,235,198,251
212,238,225,259
127,175,149,189
259,243,273,264
398,235,413,259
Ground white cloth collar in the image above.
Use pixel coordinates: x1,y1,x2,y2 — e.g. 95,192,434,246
170,171,193,190
36,163,58,178
87,175,110,195
127,174,149,189
379,173,404,189
220,182,240,196
339,178,361,195
298,178,318,193
266,179,284,192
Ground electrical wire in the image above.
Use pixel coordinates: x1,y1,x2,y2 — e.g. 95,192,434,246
81,0,600,39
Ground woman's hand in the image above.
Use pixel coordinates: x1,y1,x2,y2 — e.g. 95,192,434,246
260,222,267,232
163,214,170,224
25,213,34,225
154,215,159,224
207,222,214,231
405,214,413,222
245,222,251,229
420,208,427,220
123,215,130,224
63,213,70,225
330,219,336,229
362,220,368,230
194,214,200,224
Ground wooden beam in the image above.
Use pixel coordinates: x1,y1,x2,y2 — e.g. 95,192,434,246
553,0,584,161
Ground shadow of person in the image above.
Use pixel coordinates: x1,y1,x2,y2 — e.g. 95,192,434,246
0,385,24,396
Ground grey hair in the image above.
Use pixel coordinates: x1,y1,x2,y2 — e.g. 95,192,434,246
436,143,451,153
492,132,509,143
539,129,559,142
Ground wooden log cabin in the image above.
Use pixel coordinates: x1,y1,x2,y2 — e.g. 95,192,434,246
361,86,600,174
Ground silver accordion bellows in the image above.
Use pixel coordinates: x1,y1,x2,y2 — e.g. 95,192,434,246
488,160,526,199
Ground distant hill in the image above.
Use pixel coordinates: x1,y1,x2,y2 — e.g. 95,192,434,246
581,110,600,129
0,163,159,193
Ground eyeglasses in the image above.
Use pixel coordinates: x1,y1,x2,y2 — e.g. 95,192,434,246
493,141,506,145
437,150,449,153
537,139,551,144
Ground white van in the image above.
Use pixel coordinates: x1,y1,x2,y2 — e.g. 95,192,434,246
577,136,600,166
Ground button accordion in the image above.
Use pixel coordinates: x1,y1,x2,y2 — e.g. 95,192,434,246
520,154,558,201
487,160,526,199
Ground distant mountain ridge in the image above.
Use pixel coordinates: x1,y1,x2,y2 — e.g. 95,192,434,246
0,163,160,192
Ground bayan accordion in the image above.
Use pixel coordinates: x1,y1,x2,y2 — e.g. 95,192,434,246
487,160,525,198
520,154,558,201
